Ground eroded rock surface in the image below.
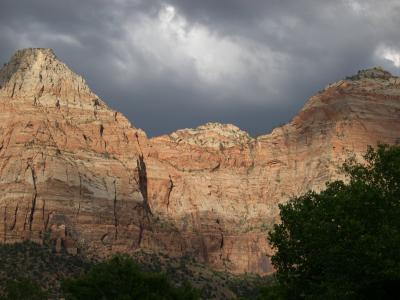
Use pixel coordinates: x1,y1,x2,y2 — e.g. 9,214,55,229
0,49,399,274
0,48,155,256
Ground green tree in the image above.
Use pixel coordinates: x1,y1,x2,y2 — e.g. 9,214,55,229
255,284,285,300
1,278,47,300
268,145,400,299
62,254,199,300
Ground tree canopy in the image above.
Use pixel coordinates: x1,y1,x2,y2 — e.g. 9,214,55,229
1,278,47,300
62,254,199,300
268,145,400,299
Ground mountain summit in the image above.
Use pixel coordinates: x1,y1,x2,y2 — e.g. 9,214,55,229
0,48,399,275
346,66,394,80
0,48,103,109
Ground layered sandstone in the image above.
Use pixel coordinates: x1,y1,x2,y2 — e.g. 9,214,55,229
0,48,156,255
0,50,399,274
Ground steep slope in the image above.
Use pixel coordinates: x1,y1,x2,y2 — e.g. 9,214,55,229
0,50,399,275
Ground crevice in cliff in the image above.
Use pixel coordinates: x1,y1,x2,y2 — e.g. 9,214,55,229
38,85,44,98
23,208,28,231
101,232,109,244
166,175,174,211
93,99,100,119
247,142,256,174
10,82,16,98
135,132,143,156
41,200,45,229
220,232,224,250
9,204,18,231
137,155,152,215
217,219,224,259
211,161,221,172
93,98,100,107
27,163,38,231
137,222,144,247
3,205,7,242
41,154,47,177
44,211,53,230
75,174,82,220
113,179,118,239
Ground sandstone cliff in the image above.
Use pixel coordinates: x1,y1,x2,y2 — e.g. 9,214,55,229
0,50,399,274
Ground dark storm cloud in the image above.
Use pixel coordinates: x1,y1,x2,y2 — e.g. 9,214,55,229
0,0,400,136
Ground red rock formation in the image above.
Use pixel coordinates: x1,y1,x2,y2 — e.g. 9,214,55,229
0,48,151,255
0,50,399,274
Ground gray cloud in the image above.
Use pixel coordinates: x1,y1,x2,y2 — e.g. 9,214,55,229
1,0,400,136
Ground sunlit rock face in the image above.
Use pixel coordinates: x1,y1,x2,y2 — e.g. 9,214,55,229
0,49,399,274
0,48,152,256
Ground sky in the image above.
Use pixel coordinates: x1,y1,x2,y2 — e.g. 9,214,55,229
0,0,400,137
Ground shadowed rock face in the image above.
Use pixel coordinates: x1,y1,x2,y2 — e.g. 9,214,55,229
0,48,399,274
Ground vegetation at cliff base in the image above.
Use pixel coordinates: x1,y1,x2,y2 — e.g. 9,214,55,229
267,145,400,299
0,240,267,299
0,241,91,299
62,254,199,300
1,278,47,300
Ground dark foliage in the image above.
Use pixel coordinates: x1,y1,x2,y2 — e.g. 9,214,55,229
62,254,200,300
0,241,91,299
1,278,47,300
268,145,400,299
0,241,267,299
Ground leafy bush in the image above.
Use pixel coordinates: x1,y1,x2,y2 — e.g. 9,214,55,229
0,241,91,299
62,254,199,300
268,145,400,299
1,278,47,300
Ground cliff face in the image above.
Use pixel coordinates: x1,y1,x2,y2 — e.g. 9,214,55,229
0,50,399,274
0,48,154,255
148,67,400,273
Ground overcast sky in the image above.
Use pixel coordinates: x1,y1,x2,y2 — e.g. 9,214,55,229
1,0,399,136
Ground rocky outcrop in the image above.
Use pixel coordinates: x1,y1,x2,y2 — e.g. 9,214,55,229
0,48,399,274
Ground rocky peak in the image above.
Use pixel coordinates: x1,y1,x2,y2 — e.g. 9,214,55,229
302,67,400,113
345,66,394,81
196,122,248,135
165,122,252,148
0,48,101,108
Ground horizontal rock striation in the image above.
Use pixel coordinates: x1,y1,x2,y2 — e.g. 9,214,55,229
0,48,399,274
